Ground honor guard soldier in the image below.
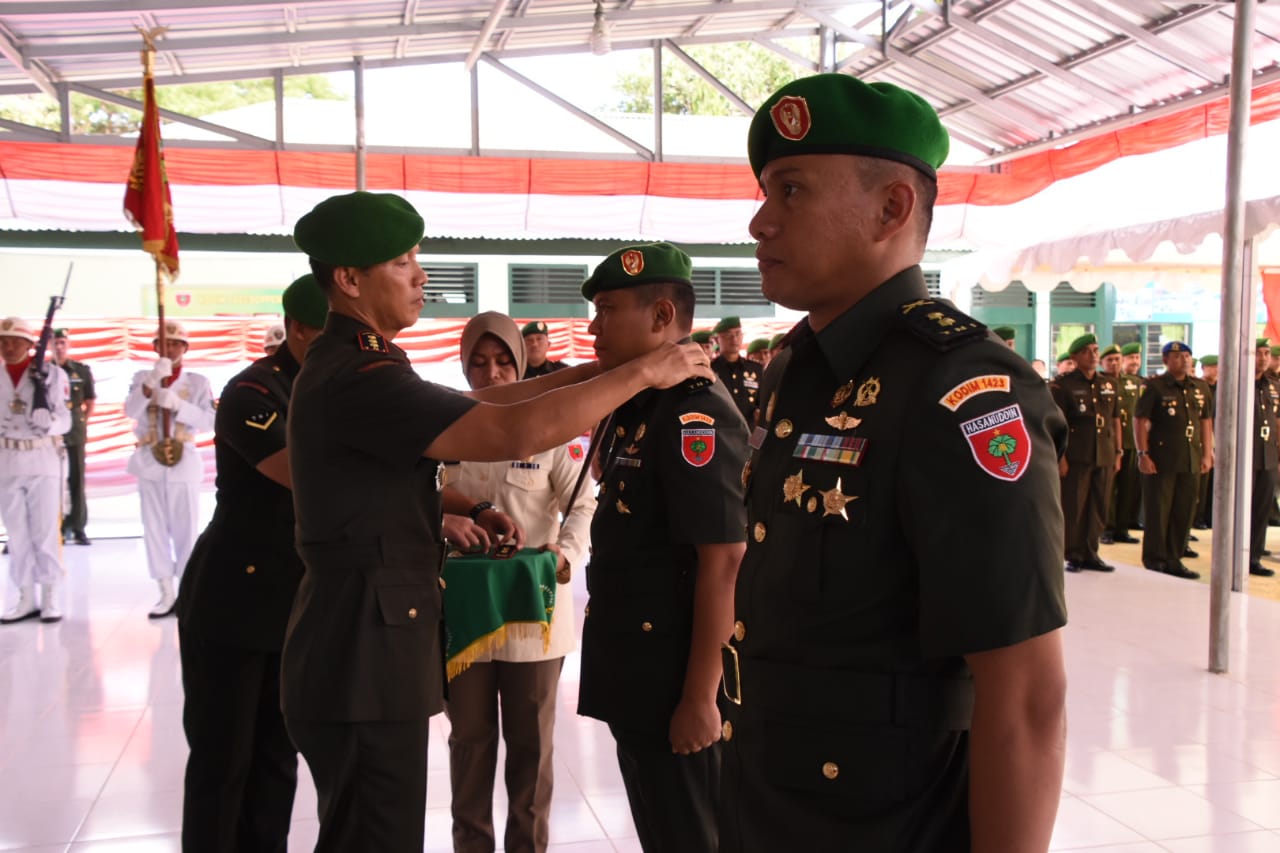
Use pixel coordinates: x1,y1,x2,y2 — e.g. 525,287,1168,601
1249,339,1279,577
175,275,328,853
993,325,1017,349
577,242,749,853
281,191,711,852
1107,342,1145,543
125,320,217,618
721,74,1069,853
0,317,71,624
1134,341,1214,579
52,329,95,545
711,316,761,425
521,320,567,378
1050,334,1121,572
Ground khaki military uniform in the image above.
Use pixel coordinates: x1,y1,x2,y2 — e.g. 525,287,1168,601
1050,369,1120,567
1135,373,1214,574
720,268,1068,852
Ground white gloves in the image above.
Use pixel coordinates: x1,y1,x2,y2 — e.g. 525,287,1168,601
29,407,51,434
144,357,173,391
153,388,180,411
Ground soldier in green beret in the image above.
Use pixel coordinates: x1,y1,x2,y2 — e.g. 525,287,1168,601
1269,344,1280,380
1250,338,1279,577
281,192,713,851
1056,353,1076,376
745,337,771,369
51,328,95,546
690,329,716,359
711,315,761,425
521,319,567,378
993,325,1017,349
1050,335,1121,572
768,332,786,353
1134,341,1214,579
176,273,329,853
1104,343,1144,544
577,241,749,853
722,74,1068,853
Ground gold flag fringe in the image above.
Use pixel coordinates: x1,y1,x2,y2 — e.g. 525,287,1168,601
446,620,551,681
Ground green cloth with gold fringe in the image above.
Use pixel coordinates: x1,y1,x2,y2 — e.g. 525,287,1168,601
442,548,558,680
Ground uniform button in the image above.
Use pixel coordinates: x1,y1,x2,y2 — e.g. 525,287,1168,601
408,607,418,620
584,604,590,617
722,720,734,741
753,522,767,543
733,620,746,642
774,419,793,438
822,761,839,780
245,564,256,575
641,621,653,632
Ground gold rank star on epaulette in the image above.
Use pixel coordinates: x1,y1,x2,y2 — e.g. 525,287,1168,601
357,330,389,353
898,299,987,351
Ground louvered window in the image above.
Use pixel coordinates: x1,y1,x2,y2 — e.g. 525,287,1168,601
509,264,590,317
690,268,771,309
971,282,1033,308
1050,282,1097,308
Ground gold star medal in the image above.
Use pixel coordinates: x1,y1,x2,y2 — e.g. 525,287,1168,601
831,380,855,408
854,377,881,407
819,477,857,519
824,411,862,431
782,470,808,506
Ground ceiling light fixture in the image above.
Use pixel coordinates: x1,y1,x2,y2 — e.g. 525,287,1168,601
590,0,611,56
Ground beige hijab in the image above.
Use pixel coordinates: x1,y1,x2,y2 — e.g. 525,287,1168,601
459,311,527,381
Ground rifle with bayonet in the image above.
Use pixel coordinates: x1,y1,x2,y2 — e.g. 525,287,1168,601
29,263,72,413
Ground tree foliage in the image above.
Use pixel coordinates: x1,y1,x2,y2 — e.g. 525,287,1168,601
0,76,344,135
612,42,804,115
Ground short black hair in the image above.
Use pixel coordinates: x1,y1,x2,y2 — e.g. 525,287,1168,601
631,281,696,333
309,258,375,292
853,157,936,242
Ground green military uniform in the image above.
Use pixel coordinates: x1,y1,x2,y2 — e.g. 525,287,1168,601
521,320,567,378
1193,354,1219,529
176,275,326,853
282,192,479,852
1250,340,1279,577
1135,342,1213,578
577,242,749,853
55,338,95,542
711,317,761,426
1049,335,1120,570
1107,344,1144,542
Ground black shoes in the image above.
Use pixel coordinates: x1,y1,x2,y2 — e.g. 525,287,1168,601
1100,532,1115,545
1183,547,1199,559
1193,523,1210,531
1112,533,1140,544
1081,559,1115,572
1166,564,1201,580
1250,563,1276,577
1188,534,1199,542
73,532,91,546
1065,561,1083,573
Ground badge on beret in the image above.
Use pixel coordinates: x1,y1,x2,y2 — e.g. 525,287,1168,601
770,95,812,141
681,428,716,467
621,250,645,276
959,404,1032,482
358,330,389,353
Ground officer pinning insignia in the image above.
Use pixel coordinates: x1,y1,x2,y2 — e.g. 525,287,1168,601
357,330,389,353
854,377,880,407
818,477,856,519
939,375,1012,411
793,433,868,466
825,412,862,430
681,428,716,467
959,404,1032,482
831,381,855,408
244,411,278,431
782,469,809,505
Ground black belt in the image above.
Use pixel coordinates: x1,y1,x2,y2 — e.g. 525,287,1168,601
722,649,974,730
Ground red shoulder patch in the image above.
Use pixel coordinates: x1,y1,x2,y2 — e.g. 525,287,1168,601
958,404,1032,482
357,360,398,373
681,428,716,467
233,380,271,395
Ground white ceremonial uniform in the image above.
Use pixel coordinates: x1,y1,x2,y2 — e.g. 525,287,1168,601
124,367,216,581
0,363,71,593
450,441,595,662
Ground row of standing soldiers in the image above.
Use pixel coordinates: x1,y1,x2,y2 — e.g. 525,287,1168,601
1046,335,1279,580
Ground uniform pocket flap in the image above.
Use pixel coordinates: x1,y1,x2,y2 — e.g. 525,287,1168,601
374,583,439,627
763,719,907,813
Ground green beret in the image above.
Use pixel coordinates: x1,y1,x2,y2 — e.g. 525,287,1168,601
714,316,742,334
52,328,68,339
992,325,1016,342
749,73,949,179
770,333,786,349
582,241,692,300
293,191,424,267
1057,353,1073,364
282,273,328,330
1258,337,1272,350
1100,344,1121,358
1272,345,1280,357
691,330,713,344
746,338,769,355
1120,343,1142,356
1067,333,1097,355
521,320,549,337
1200,355,1218,367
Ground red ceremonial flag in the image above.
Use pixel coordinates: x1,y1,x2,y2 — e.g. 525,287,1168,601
123,71,179,277
1263,267,1280,345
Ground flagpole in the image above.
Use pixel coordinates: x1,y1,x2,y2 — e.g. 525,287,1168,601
137,29,171,442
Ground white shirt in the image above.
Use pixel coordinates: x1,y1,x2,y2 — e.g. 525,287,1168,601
0,361,70,478
449,441,595,662
124,367,216,483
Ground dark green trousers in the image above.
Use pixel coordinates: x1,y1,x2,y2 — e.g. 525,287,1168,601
1141,470,1199,571
1062,463,1113,563
1110,451,1141,535
1251,467,1278,563
63,441,87,535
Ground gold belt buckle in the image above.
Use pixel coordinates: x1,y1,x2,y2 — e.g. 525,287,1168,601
721,642,742,705
1095,413,1105,429
151,437,184,467
1185,424,1196,439
1264,425,1272,441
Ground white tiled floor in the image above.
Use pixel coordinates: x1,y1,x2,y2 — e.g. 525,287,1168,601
3,537,1280,851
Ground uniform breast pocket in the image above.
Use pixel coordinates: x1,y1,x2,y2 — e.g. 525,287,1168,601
505,464,550,493
374,583,440,628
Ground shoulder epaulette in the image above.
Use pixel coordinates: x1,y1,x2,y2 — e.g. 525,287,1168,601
677,376,714,397
897,299,987,351
357,329,389,353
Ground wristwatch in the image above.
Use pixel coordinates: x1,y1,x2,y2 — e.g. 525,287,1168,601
468,501,495,522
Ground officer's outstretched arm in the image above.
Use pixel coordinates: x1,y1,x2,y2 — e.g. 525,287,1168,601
426,342,712,463
466,361,600,403
964,628,1066,853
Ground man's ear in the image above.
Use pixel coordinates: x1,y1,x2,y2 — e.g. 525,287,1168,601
876,180,917,240
332,265,361,298
652,298,676,333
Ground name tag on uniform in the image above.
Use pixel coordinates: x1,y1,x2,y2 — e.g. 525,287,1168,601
748,425,768,450
793,433,868,466
613,456,643,468
510,461,541,470
744,378,759,390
